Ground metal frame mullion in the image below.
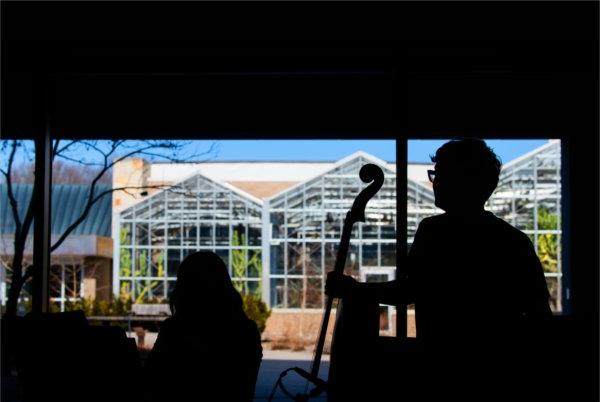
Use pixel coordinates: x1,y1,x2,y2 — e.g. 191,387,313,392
396,139,408,339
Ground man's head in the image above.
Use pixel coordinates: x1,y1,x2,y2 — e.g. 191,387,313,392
430,138,501,212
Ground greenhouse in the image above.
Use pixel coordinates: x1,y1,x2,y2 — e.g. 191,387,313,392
265,153,399,309
114,142,563,312
115,173,263,303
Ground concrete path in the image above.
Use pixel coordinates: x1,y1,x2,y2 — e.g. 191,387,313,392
254,350,329,401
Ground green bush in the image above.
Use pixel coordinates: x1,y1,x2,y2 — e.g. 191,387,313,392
49,296,133,316
241,293,271,334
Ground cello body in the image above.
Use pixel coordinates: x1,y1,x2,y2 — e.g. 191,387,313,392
327,296,423,402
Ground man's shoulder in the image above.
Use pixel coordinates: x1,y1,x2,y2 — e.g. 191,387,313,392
419,214,445,226
419,212,532,243
485,212,533,245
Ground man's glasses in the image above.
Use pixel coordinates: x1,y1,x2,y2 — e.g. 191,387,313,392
427,170,436,183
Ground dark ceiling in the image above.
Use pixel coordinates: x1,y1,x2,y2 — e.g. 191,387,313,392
2,2,597,139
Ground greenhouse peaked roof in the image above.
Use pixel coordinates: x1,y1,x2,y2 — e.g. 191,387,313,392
265,151,397,202
499,140,559,173
119,167,264,214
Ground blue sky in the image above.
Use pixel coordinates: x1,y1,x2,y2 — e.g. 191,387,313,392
196,139,550,164
1,139,552,168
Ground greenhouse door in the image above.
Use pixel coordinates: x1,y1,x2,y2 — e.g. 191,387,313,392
360,266,396,336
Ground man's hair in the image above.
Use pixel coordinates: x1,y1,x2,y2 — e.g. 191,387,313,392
431,138,502,203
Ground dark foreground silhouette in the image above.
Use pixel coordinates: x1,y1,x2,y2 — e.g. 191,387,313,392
2,251,262,402
326,139,554,401
144,251,262,402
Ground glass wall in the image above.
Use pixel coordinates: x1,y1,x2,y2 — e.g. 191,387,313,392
116,174,263,303
487,140,562,310
115,141,563,311
267,154,398,309
408,140,563,311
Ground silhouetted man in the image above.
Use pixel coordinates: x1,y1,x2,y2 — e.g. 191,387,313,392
326,138,552,400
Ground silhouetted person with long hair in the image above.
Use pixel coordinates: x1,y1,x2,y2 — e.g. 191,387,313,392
145,251,262,402
327,139,552,400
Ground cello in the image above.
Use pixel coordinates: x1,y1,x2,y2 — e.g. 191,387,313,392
268,163,385,402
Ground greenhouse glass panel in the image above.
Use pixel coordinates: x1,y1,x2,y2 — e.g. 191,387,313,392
215,192,230,212
216,249,229,271
135,204,150,220
306,278,323,308
380,244,396,267
305,243,322,276
305,183,322,209
215,224,229,245
151,281,166,301
150,249,164,277
286,191,304,210
151,223,165,246
248,224,261,246
231,247,247,279
304,211,322,239
135,223,149,246
167,222,182,246
246,280,260,296
150,193,166,219
167,249,181,277
199,192,214,215
248,250,261,278
286,211,303,239
362,243,378,267
324,212,343,239
120,222,133,245
287,278,303,308
346,243,359,277
361,221,379,239
324,243,338,273
232,200,247,220
271,212,285,239
182,223,198,247
270,244,285,275
119,248,133,278
135,249,150,277
200,223,214,246
270,278,285,308
287,242,304,275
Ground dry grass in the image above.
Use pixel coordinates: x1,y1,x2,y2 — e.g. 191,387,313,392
265,319,316,352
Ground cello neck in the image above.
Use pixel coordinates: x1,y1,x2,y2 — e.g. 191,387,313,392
309,213,354,378
333,212,355,275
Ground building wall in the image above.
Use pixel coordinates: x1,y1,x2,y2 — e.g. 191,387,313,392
83,256,112,301
113,157,151,211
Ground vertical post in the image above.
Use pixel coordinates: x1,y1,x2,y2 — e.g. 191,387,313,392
560,138,571,314
555,144,562,312
60,265,65,312
396,139,408,339
32,130,52,313
261,201,271,307
112,209,121,299
533,157,538,253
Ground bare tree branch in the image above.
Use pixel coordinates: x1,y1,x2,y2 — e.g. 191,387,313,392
3,141,23,237
52,139,61,158
49,184,174,253
56,153,105,167
54,140,79,157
